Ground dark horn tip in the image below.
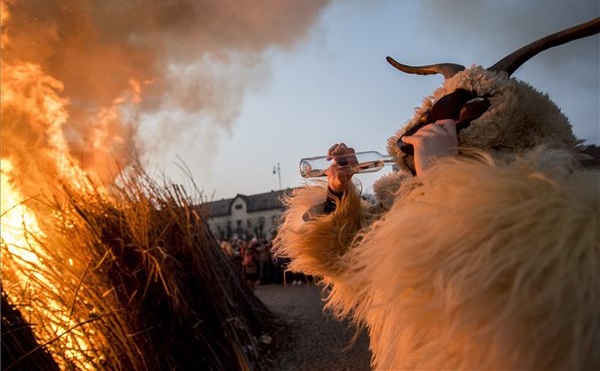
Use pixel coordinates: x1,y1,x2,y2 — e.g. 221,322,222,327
386,56,465,79
386,56,435,76
489,17,600,76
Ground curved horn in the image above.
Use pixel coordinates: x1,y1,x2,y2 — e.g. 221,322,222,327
489,17,600,75
386,56,465,79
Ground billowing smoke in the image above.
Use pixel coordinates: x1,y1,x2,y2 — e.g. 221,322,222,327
1,0,330,198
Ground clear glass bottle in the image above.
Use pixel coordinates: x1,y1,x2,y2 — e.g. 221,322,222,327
299,151,395,178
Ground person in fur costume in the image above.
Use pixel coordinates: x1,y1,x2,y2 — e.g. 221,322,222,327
274,18,600,370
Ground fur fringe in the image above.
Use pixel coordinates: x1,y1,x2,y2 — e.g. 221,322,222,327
277,148,600,370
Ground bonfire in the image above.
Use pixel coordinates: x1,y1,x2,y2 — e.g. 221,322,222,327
1,165,274,370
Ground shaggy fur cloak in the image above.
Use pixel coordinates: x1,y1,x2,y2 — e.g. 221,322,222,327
274,66,600,369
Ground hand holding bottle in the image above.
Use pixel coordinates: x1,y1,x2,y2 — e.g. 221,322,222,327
325,143,358,193
299,149,394,179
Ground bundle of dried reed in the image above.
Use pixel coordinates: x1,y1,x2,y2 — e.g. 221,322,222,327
1,165,273,370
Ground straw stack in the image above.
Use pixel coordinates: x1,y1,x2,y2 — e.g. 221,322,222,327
1,166,274,370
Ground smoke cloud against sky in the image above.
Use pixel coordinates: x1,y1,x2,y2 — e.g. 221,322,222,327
1,0,598,201
1,0,330,197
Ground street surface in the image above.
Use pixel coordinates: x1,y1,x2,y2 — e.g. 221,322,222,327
254,283,372,371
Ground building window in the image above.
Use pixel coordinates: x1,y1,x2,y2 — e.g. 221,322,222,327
257,217,266,240
235,204,243,210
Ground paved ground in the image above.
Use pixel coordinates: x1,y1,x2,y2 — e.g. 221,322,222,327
254,282,372,371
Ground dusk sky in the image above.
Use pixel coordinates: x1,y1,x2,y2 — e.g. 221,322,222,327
159,0,599,200
3,0,598,202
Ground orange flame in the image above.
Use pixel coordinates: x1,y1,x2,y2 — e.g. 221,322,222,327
1,0,330,367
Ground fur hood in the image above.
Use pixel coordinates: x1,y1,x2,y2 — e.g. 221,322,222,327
386,66,580,172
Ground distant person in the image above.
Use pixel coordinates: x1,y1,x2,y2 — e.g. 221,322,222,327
242,241,259,289
257,240,273,284
219,239,234,259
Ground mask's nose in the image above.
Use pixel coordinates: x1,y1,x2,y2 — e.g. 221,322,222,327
396,137,414,156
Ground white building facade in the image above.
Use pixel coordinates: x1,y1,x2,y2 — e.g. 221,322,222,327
201,189,292,241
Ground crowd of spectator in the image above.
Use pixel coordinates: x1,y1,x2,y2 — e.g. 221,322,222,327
218,237,309,289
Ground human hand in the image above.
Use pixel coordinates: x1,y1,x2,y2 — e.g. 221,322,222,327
325,143,358,193
402,119,458,175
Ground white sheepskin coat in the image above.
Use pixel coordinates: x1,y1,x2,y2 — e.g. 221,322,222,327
274,67,600,370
